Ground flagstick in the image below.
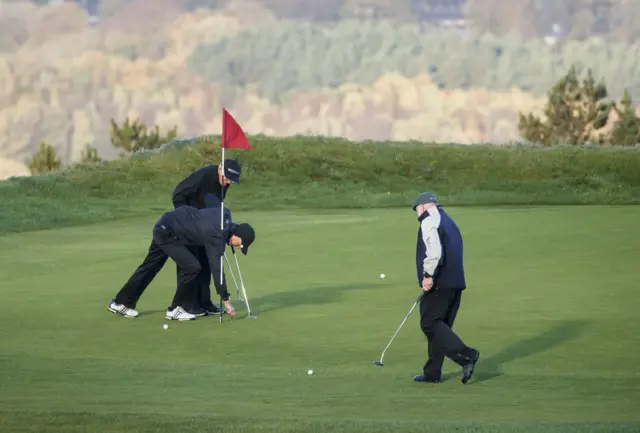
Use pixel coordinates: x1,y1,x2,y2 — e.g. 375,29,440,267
218,107,250,323
219,112,226,324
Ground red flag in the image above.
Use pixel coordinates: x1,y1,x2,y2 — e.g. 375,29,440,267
222,108,251,149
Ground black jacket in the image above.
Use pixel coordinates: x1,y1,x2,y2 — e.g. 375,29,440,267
172,165,229,209
156,206,234,300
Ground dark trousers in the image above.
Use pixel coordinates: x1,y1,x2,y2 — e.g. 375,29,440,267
172,202,218,311
419,287,476,379
175,246,218,310
114,225,200,310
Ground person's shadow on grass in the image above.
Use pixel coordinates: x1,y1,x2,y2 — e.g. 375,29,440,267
442,319,588,383
249,282,395,315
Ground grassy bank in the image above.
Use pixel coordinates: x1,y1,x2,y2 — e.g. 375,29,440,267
1,136,640,234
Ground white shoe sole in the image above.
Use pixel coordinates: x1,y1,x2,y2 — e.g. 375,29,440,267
165,315,196,321
107,305,137,318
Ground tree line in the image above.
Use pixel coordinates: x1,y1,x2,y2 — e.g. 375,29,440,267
27,65,639,175
188,21,640,103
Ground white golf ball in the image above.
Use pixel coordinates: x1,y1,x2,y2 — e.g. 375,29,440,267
308,369,313,375
163,324,168,329
380,273,386,279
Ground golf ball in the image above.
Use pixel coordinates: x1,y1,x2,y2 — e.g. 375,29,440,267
380,273,386,279
163,324,168,329
308,370,313,375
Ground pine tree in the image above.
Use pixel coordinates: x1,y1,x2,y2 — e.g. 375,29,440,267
610,90,640,146
28,142,63,174
79,143,102,163
518,66,614,145
110,117,178,155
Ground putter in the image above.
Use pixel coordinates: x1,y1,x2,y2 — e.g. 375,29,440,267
231,247,257,319
373,292,424,366
224,251,243,302
219,294,223,323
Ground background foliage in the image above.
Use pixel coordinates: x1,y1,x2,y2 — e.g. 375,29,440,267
518,67,640,146
188,21,640,103
1,0,640,178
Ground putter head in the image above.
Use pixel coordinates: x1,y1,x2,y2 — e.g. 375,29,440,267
247,315,258,319
373,360,384,366
237,298,245,303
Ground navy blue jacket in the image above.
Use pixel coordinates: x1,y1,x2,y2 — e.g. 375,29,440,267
416,206,466,291
157,206,234,300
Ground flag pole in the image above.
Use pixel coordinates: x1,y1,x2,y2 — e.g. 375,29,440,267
217,107,251,323
219,109,226,323
220,150,225,289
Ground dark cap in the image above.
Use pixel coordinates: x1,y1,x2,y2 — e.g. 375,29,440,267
222,159,241,184
232,223,255,255
411,192,439,210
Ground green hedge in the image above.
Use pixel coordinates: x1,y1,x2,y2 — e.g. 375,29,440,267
188,21,640,103
1,136,639,234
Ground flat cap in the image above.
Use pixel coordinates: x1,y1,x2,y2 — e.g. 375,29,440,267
232,223,255,255
411,192,439,210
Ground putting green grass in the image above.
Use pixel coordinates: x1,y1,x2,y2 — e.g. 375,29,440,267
0,206,638,433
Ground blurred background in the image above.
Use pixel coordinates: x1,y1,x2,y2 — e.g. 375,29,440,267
1,0,639,177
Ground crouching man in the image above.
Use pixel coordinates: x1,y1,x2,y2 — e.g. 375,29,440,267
107,205,256,321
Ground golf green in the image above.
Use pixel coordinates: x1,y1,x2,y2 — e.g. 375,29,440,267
1,206,638,432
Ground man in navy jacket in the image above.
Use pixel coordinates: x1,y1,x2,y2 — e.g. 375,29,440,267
412,192,480,384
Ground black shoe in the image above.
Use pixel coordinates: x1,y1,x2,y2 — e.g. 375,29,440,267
461,350,480,384
185,307,207,317
203,304,224,315
413,373,441,383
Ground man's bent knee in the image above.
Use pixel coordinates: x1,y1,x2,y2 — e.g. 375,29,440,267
182,262,202,275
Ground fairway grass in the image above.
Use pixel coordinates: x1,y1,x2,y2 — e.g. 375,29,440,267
1,206,639,432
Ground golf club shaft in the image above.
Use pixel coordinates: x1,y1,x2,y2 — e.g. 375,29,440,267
378,292,424,362
224,251,242,300
231,248,253,315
